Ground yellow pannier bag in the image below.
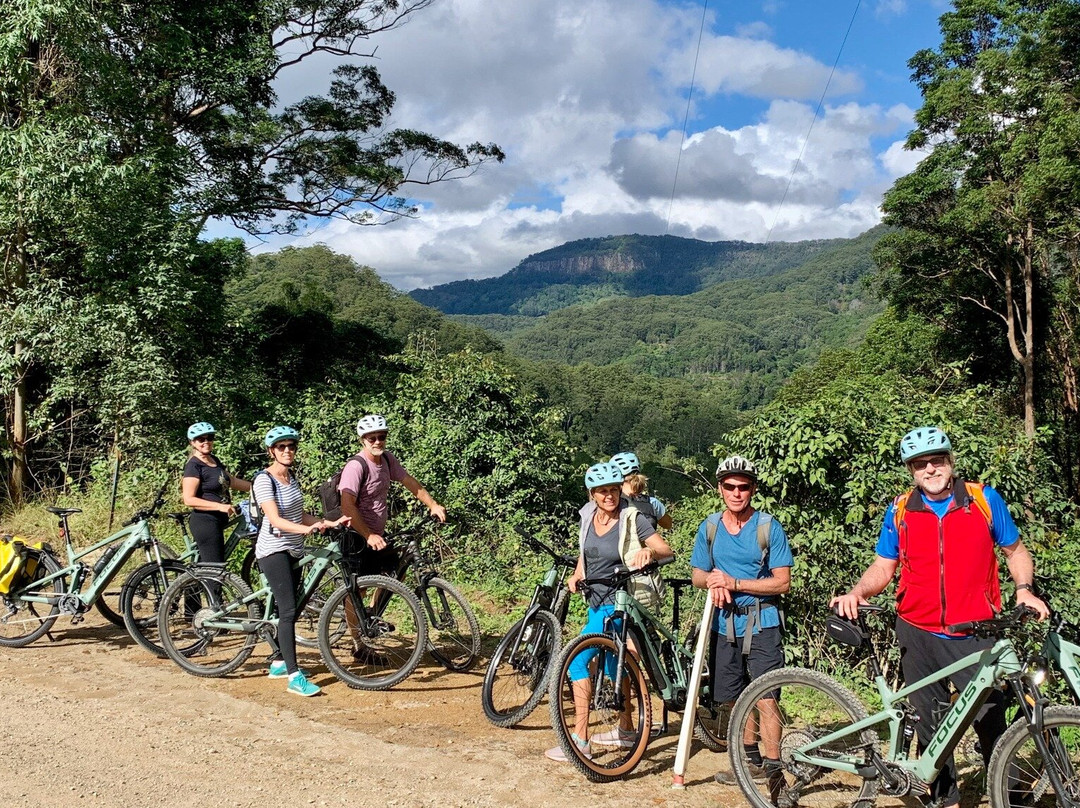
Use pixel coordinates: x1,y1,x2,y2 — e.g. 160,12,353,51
0,535,48,595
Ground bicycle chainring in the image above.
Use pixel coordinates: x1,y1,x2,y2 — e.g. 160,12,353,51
58,593,84,615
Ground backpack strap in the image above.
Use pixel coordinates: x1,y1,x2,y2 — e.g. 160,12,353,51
964,481,994,530
756,513,772,566
342,453,369,503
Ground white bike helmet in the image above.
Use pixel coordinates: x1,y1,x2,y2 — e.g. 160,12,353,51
716,455,758,482
356,414,388,438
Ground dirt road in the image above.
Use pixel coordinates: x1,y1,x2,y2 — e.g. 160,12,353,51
2,615,743,808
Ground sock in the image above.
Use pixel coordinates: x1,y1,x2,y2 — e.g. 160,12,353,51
744,743,763,766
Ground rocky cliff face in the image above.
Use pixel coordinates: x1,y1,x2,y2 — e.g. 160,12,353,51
514,251,642,278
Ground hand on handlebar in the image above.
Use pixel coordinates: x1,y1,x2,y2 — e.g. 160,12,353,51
429,504,447,523
829,592,870,621
1016,588,1050,621
367,533,388,551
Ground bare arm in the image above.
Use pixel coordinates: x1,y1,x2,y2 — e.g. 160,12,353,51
229,476,251,494
182,476,233,515
401,473,447,522
657,513,673,531
258,497,322,535
829,555,898,619
1000,539,1050,619
693,565,732,608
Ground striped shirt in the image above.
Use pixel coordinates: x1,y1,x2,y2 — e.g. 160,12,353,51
253,471,306,559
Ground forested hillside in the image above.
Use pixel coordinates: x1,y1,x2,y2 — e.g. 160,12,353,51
461,228,883,388
410,233,854,315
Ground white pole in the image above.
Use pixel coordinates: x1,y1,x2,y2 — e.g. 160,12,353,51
671,594,715,788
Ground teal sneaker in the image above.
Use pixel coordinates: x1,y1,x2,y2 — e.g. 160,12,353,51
269,661,311,679
286,671,320,697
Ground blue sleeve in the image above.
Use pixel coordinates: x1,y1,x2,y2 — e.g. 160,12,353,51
766,519,793,569
875,503,899,559
690,519,713,571
649,496,667,519
984,486,1020,547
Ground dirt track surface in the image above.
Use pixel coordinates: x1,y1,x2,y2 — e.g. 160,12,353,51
2,614,746,808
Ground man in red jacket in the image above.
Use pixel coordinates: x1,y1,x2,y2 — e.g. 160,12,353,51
832,426,1048,808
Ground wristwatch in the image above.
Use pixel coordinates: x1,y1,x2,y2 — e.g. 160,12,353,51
1015,583,1034,592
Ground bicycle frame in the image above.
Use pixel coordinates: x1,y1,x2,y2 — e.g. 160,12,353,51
1044,618,1080,700
197,541,343,634
606,586,695,711
793,636,1025,785
17,517,166,611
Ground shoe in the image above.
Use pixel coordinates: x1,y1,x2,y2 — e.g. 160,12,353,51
714,761,772,785
268,661,310,679
591,727,637,748
286,671,321,697
351,643,390,666
545,733,592,762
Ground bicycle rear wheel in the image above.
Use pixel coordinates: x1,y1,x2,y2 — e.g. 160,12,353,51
482,609,561,727
0,550,64,647
422,577,481,672
318,575,427,691
95,543,177,626
120,559,189,657
726,667,879,808
548,632,651,782
157,569,259,677
987,703,1080,808
296,568,345,649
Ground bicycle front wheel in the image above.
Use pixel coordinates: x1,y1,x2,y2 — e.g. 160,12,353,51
548,632,652,782
157,569,259,677
481,609,561,727
727,667,879,808
120,559,189,657
422,577,481,672
318,575,427,691
0,550,64,647
987,703,1080,808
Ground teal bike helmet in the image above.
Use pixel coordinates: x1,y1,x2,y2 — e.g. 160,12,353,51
264,425,300,448
610,452,641,475
899,427,952,463
585,462,624,490
187,422,216,441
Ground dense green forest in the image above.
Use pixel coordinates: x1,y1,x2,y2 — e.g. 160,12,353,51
3,0,1080,670
410,233,851,315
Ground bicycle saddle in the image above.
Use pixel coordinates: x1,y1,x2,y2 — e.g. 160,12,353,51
45,507,82,516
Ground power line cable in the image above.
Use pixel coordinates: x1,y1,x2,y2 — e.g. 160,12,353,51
765,0,862,244
665,0,709,236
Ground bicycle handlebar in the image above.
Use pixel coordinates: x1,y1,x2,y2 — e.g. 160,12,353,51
946,604,1040,637
125,479,171,525
512,525,577,568
577,555,676,597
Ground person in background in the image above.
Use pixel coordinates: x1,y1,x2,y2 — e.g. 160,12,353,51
182,422,251,563
609,451,673,530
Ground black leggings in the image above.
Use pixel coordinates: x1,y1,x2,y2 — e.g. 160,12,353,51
259,551,303,674
189,510,228,563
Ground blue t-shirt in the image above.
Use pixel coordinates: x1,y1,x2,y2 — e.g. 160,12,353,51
875,484,1019,560
691,511,793,636
649,496,667,519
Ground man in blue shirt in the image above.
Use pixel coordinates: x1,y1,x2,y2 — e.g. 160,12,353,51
692,455,792,785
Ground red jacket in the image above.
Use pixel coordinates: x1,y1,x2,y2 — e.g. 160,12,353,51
894,480,1002,636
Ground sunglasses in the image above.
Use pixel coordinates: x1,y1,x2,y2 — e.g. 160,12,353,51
192,435,214,443
721,482,753,493
592,486,621,498
272,442,298,452
910,454,950,471
364,433,388,442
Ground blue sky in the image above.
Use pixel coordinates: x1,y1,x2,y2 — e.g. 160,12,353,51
252,0,952,289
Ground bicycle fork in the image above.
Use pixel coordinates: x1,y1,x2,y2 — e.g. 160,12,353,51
1008,674,1080,807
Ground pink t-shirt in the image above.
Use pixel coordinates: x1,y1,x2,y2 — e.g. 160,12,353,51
338,450,407,535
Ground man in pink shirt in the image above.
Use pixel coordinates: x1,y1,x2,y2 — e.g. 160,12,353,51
338,414,447,576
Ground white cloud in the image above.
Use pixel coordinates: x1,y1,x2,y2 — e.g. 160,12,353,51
735,21,774,39
232,1,920,290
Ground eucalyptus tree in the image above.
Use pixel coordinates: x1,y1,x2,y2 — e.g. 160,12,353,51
875,0,1080,440
0,1,502,500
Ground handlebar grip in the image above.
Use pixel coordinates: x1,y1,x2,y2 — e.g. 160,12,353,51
946,621,977,635
657,554,676,569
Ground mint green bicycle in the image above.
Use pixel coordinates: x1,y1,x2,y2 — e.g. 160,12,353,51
726,604,1080,808
0,483,181,650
